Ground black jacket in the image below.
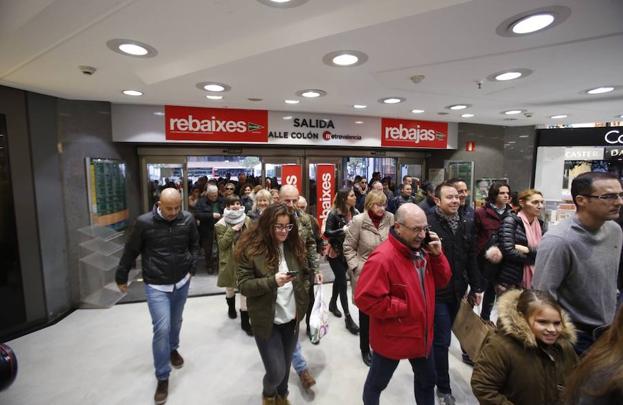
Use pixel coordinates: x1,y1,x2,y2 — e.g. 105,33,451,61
116,206,200,285
193,196,223,238
427,209,482,302
324,208,357,255
498,213,545,286
388,194,416,214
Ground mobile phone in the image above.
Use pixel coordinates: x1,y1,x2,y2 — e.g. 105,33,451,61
422,230,432,246
286,271,299,277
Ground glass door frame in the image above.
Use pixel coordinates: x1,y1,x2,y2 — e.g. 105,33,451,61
140,156,188,212
261,156,302,187
396,157,426,182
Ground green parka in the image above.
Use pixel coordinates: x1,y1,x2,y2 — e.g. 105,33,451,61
471,289,578,405
215,216,252,288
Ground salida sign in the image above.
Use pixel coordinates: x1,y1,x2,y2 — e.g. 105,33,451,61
381,118,448,148
165,105,268,142
316,164,335,226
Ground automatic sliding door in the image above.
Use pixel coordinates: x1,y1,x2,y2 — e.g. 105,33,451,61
141,157,188,212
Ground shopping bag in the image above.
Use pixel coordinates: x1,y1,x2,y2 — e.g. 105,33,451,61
309,285,329,344
452,299,495,361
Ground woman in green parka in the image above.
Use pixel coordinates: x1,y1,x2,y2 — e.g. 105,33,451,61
471,289,578,405
215,195,253,334
235,203,310,405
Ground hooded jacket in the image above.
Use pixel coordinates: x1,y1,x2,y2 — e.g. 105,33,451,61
354,230,451,360
471,289,578,405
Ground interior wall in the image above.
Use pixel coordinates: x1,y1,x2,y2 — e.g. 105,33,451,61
57,99,141,304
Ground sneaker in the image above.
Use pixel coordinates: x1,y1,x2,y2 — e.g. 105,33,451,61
154,379,168,405
437,391,456,405
298,368,316,389
170,350,184,369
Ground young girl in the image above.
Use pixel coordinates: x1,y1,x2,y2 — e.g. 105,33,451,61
471,289,578,404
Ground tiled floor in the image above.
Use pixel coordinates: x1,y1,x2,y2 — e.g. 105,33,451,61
1,283,480,405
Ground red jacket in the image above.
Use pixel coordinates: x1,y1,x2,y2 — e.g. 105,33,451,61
354,232,451,360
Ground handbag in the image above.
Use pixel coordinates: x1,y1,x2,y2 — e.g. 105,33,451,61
309,285,329,344
452,299,495,361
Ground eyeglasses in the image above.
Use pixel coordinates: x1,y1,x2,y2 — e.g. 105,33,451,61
225,187,235,191
581,192,623,201
398,223,431,234
274,224,294,232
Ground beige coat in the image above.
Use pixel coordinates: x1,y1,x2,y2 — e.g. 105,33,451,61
343,211,394,300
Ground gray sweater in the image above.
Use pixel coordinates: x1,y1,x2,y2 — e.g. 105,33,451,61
533,216,622,328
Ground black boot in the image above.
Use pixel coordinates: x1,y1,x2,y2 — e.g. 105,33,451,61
226,297,237,319
328,300,342,318
240,310,254,336
345,314,360,335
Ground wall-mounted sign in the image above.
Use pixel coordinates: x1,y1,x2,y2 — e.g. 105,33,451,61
538,126,623,147
563,147,604,160
165,105,268,142
380,118,448,149
282,164,302,193
605,146,623,160
85,158,129,231
316,164,335,226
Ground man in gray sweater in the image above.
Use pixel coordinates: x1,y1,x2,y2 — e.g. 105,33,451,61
534,171,623,354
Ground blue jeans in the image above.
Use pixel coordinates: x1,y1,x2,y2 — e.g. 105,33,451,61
145,281,190,380
291,340,307,374
433,299,459,395
363,351,436,405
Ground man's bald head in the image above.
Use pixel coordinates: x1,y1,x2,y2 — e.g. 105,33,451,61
159,188,182,221
279,185,300,212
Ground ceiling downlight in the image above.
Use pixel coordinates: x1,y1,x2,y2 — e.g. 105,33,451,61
107,39,158,58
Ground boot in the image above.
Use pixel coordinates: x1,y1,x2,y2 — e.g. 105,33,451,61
226,297,237,319
276,394,291,405
240,310,254,336
262,394,276,405
154,379,168,405
345,314,360,335
298,368,316,389
328,300,342,318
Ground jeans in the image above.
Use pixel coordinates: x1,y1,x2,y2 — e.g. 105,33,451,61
360,311,370,353
255,320,298,397
291,340,307,374
362,352,436,405
144,281,190,380
328,255,350,316
433,299,460,395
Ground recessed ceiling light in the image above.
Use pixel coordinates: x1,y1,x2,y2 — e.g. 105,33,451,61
107,39,157,58
282,116,293,120
448,104,469,110
206,95,223,100
511,13,555,34
461,113,475,118
586,86,615,95
322,50,368,67
504,110,524,115
196,82,231,92
379,97,405,104
122,90,143,96
496,72,522,81
355,121,364,124
205,84,225,92
488,68,533,82
411,109,425,114
550,114,568,119
257,0,309,8
353,104,367,109
296,89,327,98
496,6,570,37
284,99,300,104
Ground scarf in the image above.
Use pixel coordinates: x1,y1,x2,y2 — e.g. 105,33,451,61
518,210,542,289
435,206,460,234
223,208,246,225
368,210,384,229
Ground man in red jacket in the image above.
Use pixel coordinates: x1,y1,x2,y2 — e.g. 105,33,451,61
355,203,452,405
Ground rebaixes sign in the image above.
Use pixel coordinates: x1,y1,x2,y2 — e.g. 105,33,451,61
165,105,268,142
381,118,448,148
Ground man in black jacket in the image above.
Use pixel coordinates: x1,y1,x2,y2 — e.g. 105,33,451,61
426,182,482,405
193,184,222,274
116,188,199,405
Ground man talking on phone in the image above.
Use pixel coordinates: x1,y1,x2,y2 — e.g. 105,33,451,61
355,203,451,405
427,182,482,405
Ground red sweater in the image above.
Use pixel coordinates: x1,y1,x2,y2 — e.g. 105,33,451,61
354,233,451,360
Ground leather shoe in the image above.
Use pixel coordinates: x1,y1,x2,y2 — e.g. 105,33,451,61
298,369,316,389
345,314,360,335
328,302,342,318
154,379,168,405
361,351,372,367
170,350,184,369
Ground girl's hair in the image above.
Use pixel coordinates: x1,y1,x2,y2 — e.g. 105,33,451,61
486,182,511,204
252,189,272,211
516,289,563,320
364,190,387,211
235,203,306,271
517,189,543,211
565,307,623,402
332,187,355,214
224,195,241,207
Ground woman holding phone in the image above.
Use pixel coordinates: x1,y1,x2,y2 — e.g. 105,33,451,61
236,203,310,405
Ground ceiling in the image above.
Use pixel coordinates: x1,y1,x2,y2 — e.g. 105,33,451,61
1,0,622,127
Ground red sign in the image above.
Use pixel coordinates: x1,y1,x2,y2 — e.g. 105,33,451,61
165,105,268,142
466,141,476,152
381,118,448,148
282,165,302,194
316,164,335,226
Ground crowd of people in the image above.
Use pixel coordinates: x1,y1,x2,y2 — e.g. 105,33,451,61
116,170,623,405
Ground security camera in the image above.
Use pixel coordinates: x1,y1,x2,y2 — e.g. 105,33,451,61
79,65,96,75
524,112,533,118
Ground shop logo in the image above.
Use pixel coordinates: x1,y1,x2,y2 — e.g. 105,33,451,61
322,131,332,141
384,124,437,143
605,130,623,144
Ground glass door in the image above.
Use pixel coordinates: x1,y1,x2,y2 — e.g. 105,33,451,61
262,157,301,190
141,156,187,212
397,157,425,184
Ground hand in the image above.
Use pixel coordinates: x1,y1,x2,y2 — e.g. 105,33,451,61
495,284,508,296
424,231,442,256
117,283,128,294
314,272,324,284
275,273,295,287
515,244,529,254
213,213,221,219
232,223,243,232
467,292,483,306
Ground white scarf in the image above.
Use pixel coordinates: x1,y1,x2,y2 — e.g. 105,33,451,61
223,208,246,225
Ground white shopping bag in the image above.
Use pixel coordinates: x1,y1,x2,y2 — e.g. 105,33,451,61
309,285,329,344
